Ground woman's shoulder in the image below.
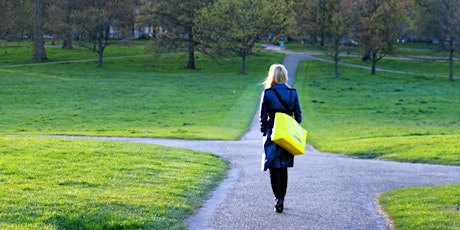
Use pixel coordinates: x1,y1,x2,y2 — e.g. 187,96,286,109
270,84,296,91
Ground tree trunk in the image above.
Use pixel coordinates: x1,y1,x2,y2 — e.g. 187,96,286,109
241,55,247,74
334,51,339,78
97,35,104,68
187,38,195,69
61,1,73,49
32,0,47,61
371,51,378,75
62,31,73,49
371,61,377,75
449,40,454,81
362,45,371,61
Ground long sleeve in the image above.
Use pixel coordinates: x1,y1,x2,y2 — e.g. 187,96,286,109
259,90,268,135
293,90,302,123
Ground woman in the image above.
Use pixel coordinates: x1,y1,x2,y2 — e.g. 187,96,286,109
259,64,302,213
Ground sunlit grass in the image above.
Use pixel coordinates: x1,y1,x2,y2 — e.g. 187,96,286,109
379,185,460,230
1,39,459,230
1,51,283,140
295,59,460,229
0,42,282,229
296,60,460,165
0,135,229,229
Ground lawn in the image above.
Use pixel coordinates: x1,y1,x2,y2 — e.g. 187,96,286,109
379,185,460,229
0,40,149,65
0,41,283,229
327,55,458,77
294,59,460,229
1,50,283,140
1,40,459,229
0,135,229,229
295,60,460,165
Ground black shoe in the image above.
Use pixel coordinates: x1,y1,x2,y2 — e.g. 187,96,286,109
274,199,284,213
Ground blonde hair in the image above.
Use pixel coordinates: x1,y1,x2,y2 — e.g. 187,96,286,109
263,64,288,89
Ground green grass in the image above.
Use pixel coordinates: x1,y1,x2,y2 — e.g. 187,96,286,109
0,135,229,229
294,59,460,229
327,55,458,77
378,185,460,229
0,40,151,65
1,51,283,140
295,60,460,165
0,41,282,229
285,39,451,58
2,39,459,229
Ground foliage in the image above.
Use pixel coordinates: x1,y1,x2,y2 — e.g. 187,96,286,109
151,0,214,69
314,0,353,78
0,135,229,229
379,185,460,229
0,0,34,41
194,0,292,74
415,0,460,81
74,0,138,67
352,0,406,75
296,60,460,165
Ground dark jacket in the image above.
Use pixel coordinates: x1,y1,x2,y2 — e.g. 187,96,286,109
260,84,302,171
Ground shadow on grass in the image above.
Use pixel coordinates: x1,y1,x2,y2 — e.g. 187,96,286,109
350,152,386,159
41,200,184,230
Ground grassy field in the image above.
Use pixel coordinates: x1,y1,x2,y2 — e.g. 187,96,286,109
0,40,148,65
379,185,460,229
296,60,459,165
0,41,283,229
293,58,459,229
1,49,283,140
285,39,449,57
0,135,229,229
318,54,458,77
1,40,459,229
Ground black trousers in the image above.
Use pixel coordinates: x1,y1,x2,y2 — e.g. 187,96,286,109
269,168,288,200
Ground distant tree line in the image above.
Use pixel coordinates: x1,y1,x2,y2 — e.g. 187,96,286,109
0,0,458,79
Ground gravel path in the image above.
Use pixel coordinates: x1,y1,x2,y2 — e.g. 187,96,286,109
78,47,460,229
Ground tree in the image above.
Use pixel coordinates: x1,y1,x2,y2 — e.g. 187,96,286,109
47,0,81,49
352,0,404,75
195,0,292,74
0,0,34,41
75,0,137,67
152,0,214,69
292,0,317,44
416,0,460,81
309,0,352,78
32,0,48,61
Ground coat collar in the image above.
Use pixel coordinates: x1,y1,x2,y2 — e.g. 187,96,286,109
270,83,290,89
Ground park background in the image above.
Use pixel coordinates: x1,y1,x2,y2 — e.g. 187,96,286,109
1,0,460,229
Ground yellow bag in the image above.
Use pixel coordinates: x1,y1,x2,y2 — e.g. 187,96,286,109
271,112,308,155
